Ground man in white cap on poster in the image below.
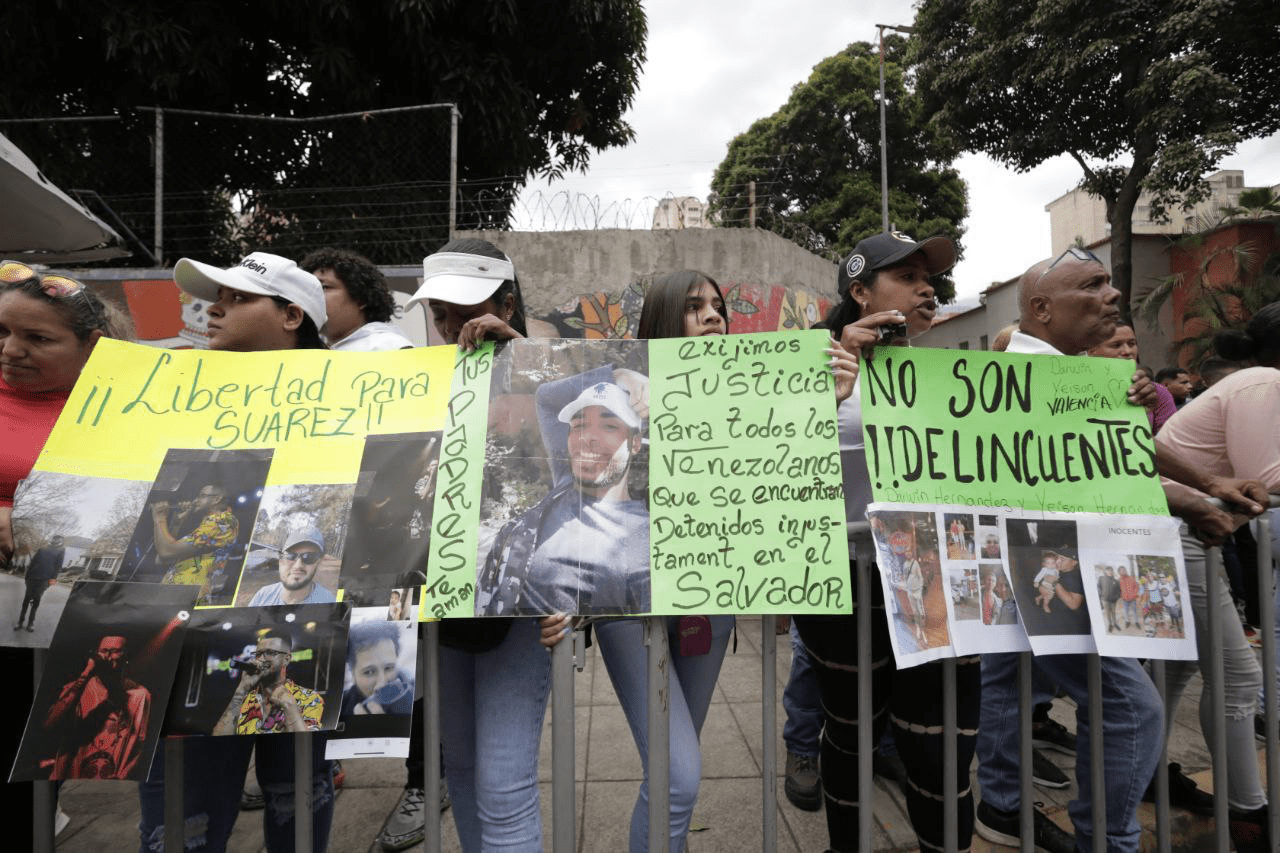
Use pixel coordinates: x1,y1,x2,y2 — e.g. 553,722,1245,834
479,378,650,616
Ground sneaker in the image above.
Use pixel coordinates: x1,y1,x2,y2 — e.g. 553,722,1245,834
975,799,1075,853
1229,805,1272,853
377,786,427,851
240,777,264,810
1031,718,1075,756
54,806,70,837
1244,626,1263,648
1257,714,1271,742
784,751,822,811
1032,748,1070,789
1141,762,1214,816
331,760,345,790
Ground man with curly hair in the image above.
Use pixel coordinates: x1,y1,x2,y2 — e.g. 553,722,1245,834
301,248,413,351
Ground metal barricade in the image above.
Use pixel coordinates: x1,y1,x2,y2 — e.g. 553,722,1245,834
33,500,1280,852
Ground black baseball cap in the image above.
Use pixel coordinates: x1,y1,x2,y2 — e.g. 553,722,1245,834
837,231,957,294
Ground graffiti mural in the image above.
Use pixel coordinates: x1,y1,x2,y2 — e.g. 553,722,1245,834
537,280,831,340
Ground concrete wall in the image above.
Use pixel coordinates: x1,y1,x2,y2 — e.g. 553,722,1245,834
72,227,842,347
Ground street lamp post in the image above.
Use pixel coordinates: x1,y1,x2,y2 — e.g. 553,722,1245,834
877,23,916,233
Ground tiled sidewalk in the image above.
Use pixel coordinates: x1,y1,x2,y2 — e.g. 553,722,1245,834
56,616,1227,851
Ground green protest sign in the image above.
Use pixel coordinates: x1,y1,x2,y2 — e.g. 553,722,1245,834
860,347,1167,515
647,330,849,613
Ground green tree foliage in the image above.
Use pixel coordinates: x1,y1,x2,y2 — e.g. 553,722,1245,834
709,39,967,302
911,0,1280,315
0,0,646,264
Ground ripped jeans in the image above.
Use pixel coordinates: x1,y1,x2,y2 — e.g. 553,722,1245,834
138,734,333,852
1161,524,1266,811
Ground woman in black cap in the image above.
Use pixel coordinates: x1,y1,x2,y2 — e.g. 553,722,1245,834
792,231,981,853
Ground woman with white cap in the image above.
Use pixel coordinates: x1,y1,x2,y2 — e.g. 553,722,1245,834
137,251,335,853
376,238,549,853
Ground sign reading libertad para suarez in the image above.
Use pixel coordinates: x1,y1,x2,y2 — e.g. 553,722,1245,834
860,347,1167,515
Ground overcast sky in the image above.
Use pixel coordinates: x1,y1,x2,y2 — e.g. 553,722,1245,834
513,0,1280,303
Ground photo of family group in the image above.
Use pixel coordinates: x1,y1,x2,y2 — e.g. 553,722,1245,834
1094,556,1185,639
11,582,196,781
868,509,952,664
475,338,652,617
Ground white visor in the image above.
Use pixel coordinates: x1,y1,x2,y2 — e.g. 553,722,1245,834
406,252,515,312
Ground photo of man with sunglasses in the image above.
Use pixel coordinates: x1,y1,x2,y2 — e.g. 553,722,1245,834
247,527,336,606
212,628,324,735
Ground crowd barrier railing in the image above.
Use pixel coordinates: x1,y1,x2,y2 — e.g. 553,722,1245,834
30,501,1280,852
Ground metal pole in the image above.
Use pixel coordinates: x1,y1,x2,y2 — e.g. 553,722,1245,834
32,649,54,853
154,107,164,266
551,630,575,852
1206,544,1230,853
942,658,958,853
762,618,777,853
449,107,459,240
1150,659,1171,853
1017,653,1033,853
295,732,313,853
877,27,889,233
1258,510,1279,847
646,616,670,853
1087,655,1105,853
424,621,442,853
855,537,873,851
164,739,184,852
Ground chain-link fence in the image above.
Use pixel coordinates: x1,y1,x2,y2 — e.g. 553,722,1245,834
1,105,458,267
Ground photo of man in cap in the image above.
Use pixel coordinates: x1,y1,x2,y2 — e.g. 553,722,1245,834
247,527,337,606
1005,519,1090,637
478,371,650,616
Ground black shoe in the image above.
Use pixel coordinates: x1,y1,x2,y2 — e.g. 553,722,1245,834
872,749,908,792
975,799,1075,853
784,751,822,811
1256,714,1271,742
1032,748,1070,789
1141,762,1214,816
1031,718,1075,756
1230,805,1272,853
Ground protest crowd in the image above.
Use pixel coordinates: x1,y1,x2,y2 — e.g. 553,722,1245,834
1,226,1278,853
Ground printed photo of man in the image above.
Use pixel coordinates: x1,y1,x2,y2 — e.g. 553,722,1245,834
212,628,324,735
247,528,336,606
42,634,151,780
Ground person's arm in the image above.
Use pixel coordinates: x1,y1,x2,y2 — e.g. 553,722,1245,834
212,687,251,735
1155,447,1267,515
44,661,95,729
1053,578,1084,611
1164,487,1247,546
828,336,859,403
0,506,12,562
149,504,206,561
267,684,309,732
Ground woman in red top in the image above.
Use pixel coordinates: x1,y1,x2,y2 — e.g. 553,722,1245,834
1,261,130,849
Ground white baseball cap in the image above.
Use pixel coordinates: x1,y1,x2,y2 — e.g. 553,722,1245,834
174,252,327,331
557,382,641,430
406,251,515,312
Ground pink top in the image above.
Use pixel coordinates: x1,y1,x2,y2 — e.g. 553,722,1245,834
0,376,71,507
1155,366,1280,498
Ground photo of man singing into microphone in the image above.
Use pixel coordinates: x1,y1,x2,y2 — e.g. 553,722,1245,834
118,448,272,605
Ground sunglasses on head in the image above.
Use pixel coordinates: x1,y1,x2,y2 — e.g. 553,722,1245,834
1035,247,1104,284
282,549,322,565
0,260,91,298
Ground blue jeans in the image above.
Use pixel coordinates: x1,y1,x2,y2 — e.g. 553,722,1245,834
977,652,1163,853
440,617,551,853
594,615,734,853
138,734,333,852
782,621,822,758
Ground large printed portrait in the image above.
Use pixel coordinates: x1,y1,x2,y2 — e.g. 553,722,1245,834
117,448,273,606
475,339,650,616
11,582,195,781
